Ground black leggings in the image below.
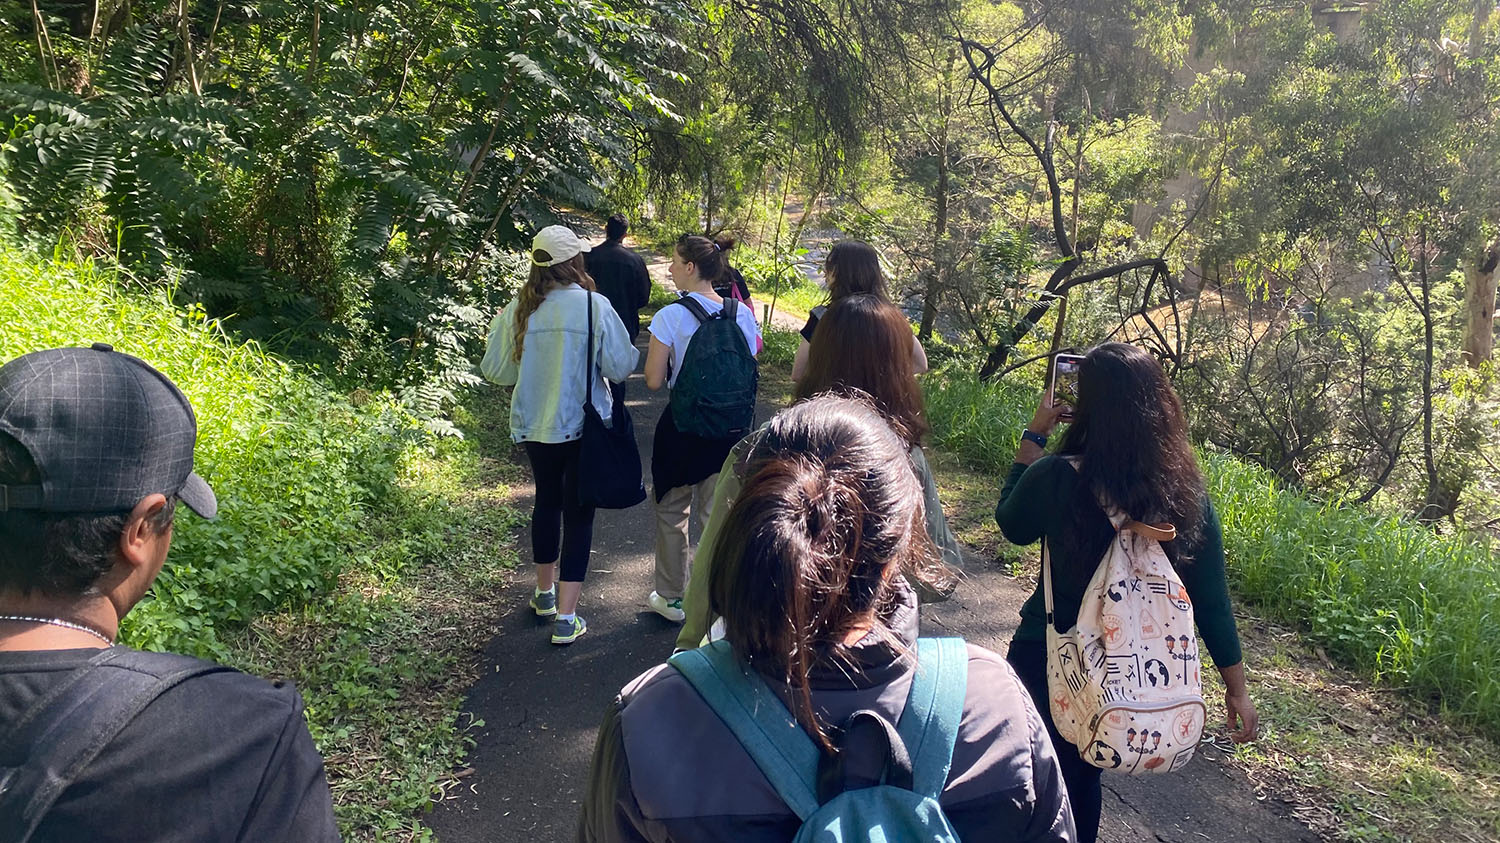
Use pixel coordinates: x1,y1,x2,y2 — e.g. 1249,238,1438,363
523,440,596,583
1007,638,1103,843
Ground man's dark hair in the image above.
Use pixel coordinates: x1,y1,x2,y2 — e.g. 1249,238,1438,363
0,433,175,596
605,214,629,241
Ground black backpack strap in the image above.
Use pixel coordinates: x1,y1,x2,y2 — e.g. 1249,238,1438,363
721,296,739,322
0,648,231,843
675,294,714,324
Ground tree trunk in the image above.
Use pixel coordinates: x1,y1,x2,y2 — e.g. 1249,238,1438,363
1471,0,1493,54
306,4,320,83
178,0,200,96
1461,240,1498,368
920,123,950,341
1416,227,1451,524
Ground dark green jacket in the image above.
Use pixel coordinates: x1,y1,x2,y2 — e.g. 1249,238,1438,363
995,456,1243,668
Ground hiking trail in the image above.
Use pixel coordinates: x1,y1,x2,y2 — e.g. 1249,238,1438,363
424,243,1321,843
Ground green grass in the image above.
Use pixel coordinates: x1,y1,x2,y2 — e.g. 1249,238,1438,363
758,275,825,320
924,369,1500,738
922,370,1039,474
0,246,522,839
1208,454,1500,734
732,244,825,320
0,248,418,656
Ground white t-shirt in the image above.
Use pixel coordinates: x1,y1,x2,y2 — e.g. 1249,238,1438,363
648,292,762,389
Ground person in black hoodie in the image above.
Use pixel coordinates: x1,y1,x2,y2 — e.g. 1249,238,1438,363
586,215,653,343
579,395,1073,843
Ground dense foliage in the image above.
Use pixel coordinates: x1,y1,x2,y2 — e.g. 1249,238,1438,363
0,247,418,655
3,0,689,430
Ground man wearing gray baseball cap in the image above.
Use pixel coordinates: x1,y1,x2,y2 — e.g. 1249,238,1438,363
0,344,339,842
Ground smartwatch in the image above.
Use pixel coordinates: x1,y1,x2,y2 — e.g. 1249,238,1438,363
1020,429,1048,449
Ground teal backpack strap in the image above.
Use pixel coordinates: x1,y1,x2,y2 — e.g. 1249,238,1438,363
897,637,969,800
669,642,821,819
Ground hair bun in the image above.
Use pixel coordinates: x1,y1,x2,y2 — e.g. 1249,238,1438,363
714,235,737,254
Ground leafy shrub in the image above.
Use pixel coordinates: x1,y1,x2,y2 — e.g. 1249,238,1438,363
0,247,417,657
760,326,801,370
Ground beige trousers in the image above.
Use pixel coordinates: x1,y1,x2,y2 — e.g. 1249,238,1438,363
653,474,719,600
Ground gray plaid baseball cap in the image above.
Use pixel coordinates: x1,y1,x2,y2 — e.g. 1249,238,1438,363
0,344,217,518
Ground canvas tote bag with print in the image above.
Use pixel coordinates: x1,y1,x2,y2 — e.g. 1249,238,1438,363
1044,510,1207,774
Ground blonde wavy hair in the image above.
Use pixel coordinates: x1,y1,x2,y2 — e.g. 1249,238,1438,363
512,251,596,362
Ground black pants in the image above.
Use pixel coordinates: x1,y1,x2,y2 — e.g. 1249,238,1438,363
1007,638,1103,843
523,440,596,583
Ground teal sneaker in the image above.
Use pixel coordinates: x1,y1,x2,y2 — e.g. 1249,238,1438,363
529,588,557,617
551,615,587,645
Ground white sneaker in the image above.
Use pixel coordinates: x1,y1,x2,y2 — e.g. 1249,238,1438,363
648,591,686,623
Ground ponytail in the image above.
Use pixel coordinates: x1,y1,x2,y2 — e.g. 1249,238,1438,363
676,233,737,284
706,396,949,751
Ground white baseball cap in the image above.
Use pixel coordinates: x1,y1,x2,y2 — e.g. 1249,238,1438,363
531,225,592,266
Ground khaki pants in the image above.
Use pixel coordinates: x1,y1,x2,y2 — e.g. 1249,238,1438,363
653,474,718,600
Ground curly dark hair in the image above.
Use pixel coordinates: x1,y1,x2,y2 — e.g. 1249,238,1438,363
1054,342,1205,567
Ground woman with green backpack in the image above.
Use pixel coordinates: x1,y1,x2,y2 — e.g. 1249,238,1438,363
996,342,1259,843
641,234,761,624
579,396,1074,842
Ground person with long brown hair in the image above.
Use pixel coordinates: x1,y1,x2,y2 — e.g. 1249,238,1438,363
674,293,962,652
481,225,638,645
580,396,1073,842
790,239,929,382
995,342,1258,842
641,233,760,625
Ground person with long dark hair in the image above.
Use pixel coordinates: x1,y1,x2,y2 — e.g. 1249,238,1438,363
481,225,638,645
675,293,962,651
995,342,1258,842
790,239,929,382
581,396,1074,842
641,234,761,624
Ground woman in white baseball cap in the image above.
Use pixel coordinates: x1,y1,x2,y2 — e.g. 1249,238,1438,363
481,225,639,645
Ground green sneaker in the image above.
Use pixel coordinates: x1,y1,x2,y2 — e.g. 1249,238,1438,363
551,615,587,645
648,591,685,623
529,588,557,617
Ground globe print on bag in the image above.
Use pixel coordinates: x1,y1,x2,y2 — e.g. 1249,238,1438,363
1044,509,1206,774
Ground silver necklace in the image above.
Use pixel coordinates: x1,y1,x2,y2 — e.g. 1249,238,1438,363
0,615,114,646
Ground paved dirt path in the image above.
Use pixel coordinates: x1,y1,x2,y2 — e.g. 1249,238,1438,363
425,245,1321,843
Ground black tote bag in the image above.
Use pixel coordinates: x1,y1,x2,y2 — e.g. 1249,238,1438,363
577,292,647,509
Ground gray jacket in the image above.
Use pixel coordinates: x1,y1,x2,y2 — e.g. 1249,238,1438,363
579,583,1076,842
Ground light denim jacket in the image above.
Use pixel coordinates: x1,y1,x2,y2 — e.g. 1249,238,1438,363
480,285,640,443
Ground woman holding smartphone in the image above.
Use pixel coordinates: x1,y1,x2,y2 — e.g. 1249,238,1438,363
995,342,1258,843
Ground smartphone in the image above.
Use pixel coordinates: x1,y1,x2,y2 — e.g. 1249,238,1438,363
1049,353,1085,422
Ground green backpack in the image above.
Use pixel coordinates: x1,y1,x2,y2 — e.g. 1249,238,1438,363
669,296,758,439
670,638,969,843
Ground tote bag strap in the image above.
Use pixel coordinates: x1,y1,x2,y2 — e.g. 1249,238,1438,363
583,289,596,409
